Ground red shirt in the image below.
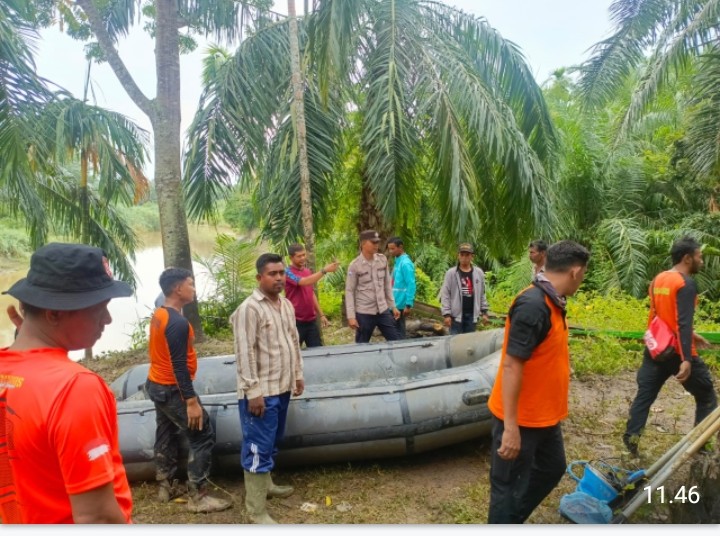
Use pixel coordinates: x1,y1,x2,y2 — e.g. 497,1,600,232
285,265,317,322
0,347,132,524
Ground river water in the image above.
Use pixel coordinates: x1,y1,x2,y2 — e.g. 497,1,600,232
0,230,218,359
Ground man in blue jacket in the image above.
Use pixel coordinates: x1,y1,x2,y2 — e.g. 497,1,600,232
387,237,417,339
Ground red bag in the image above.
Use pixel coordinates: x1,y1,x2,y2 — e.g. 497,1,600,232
644,278,678,361
644,315,677,361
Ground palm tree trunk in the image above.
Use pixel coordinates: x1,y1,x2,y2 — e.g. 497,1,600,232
80,152,93,360
288,0,317,271
154,0,203,339
77,0,204,340
359,168,390,243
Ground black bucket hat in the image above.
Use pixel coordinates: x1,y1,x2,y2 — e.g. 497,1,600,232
3,243,133,311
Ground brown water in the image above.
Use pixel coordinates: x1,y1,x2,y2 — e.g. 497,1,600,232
0,230,220,359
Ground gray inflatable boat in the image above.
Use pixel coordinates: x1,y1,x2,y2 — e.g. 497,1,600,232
111,329,503,482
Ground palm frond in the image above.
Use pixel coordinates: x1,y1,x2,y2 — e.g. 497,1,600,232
183,19,295,222
358,0,422,224
423,2,558,166
594,217,649,296
617,0,720,136
33,174,139,285
685,51,720,177
256,78,345,244
308,0,369,103
577,0,677,108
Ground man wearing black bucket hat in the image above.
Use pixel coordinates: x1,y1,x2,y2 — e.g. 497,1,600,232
0,243,134,524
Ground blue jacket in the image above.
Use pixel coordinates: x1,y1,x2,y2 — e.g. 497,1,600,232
392,253,416,309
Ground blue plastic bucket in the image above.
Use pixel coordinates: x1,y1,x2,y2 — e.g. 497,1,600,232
567,461,619,503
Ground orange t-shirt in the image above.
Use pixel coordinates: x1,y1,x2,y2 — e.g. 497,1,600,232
0,347,132,524
488,288,570,427
148,307,197,397
649,270,698,360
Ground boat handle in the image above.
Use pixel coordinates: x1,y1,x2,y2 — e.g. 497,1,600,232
462,388,490,406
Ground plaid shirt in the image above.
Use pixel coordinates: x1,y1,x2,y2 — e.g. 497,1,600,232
230,289,304,399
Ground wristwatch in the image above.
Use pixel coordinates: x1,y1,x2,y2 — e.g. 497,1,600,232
321,268,327,275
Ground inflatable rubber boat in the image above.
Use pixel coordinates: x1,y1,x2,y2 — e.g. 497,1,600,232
111,329,504,482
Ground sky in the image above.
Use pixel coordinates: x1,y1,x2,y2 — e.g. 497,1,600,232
33,0,616,169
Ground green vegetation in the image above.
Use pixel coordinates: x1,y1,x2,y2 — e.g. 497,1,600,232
0,218,31,266
185,0,557,260
117,203,161,234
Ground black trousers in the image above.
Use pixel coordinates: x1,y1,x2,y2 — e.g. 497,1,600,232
624,350,717,441
296,319,323,347
488,416,566,524
145,380,216,491
355,310,400,343
395,314,406,339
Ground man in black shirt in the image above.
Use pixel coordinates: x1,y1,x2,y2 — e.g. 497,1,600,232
145,268,231,513
440,243,490,334
623,236,717,456
487,240,590,523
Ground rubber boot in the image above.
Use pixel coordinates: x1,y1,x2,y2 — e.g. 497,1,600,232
267,474,294,499
244,471,277,524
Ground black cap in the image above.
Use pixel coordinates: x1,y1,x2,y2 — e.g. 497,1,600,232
359,230,381,242
458,243,474,253
3,243,133,311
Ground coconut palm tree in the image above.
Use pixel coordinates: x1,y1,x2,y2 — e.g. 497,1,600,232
0,0,149,283
0,0,55,243
58,0,278,338
577,0,720,179
36,93,150,282
184,0,558,258
549,64,720,298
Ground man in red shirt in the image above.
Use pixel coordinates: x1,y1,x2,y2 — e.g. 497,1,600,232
284,244,339,347
0,243,134,524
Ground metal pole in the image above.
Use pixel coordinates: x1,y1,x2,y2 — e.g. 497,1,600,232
612,412,720,524
645,405,720,478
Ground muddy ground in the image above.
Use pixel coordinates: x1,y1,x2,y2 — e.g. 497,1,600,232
88,333,720,525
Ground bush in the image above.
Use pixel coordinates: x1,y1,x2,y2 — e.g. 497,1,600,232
570,335,643,378
118,203,161,233
0,228,31,259
566,290,650,332
318,289,343,319
223,190,258,232
414,266,439,306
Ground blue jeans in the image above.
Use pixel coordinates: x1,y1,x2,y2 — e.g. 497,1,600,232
451,312,475,334
239,392,291,474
